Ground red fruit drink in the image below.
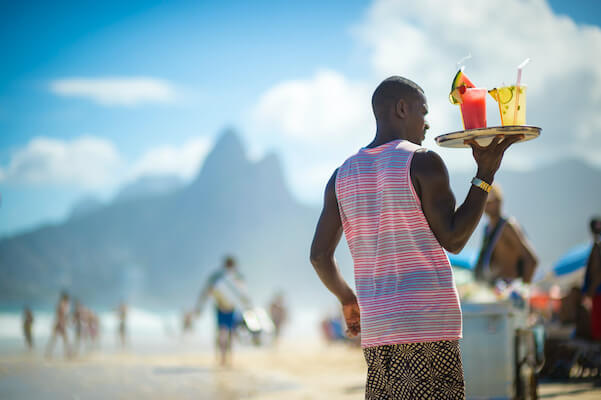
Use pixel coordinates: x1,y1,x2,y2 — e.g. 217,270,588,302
460,88,487,129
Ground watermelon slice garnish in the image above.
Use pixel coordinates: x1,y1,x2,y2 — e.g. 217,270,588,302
449,68,475,105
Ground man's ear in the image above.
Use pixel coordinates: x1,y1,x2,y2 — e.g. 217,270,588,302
395,99,408,119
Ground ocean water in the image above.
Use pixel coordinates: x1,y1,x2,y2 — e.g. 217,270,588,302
0,307,214,355
0,306,324,356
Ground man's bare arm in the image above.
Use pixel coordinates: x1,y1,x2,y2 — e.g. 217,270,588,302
411,136,522,253
309,170,360,336
310,170,356,304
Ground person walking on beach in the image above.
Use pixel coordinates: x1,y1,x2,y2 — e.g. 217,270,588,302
310,76,522,399
22,307,34,350
117,302,128,348
268,291,287,343
474,183,538,286
72,299,85,354
45,291,71,358
196,256,250,366
583,217,601,341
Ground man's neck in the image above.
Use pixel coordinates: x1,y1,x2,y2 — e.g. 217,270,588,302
368,125,406,148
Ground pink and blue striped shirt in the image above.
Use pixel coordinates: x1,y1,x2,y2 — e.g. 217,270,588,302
335,139,462,348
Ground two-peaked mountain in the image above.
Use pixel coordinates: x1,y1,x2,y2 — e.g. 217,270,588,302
0,130,337,309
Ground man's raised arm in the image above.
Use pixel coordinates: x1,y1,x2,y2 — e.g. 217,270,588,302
411,135,522,253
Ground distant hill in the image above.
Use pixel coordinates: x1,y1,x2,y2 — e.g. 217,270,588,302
0,129,339,309
0,131,599,309
112,175,182,204
69,196,105,220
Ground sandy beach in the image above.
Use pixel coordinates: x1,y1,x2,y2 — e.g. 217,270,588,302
1,340,601,399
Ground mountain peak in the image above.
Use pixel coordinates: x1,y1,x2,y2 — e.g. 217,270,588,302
190,127,249,189
211,127,245,159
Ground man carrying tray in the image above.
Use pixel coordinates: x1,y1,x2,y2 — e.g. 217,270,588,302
310,76,522,399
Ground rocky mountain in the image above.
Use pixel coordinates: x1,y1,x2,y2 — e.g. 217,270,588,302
0,130,341,309
112,175,183,204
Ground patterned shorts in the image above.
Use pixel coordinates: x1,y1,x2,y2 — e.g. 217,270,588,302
363,340,465,400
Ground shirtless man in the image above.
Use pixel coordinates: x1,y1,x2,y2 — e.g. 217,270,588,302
474,184,538,285
45,291,71,358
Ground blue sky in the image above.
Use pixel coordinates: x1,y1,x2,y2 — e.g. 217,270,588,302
1,0,600,237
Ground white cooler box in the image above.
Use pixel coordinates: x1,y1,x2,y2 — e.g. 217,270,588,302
460,301,525,400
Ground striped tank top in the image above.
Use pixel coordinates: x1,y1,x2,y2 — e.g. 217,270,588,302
335,139,462,348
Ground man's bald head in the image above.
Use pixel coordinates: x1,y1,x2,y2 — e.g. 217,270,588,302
372,76,424,121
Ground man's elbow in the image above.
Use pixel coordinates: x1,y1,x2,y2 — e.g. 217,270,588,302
440,235,466,254
527,254,539,271
445,243,465,255
309,248,332,269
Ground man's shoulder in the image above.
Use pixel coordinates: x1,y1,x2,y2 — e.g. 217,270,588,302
503,217,522,234
410,149,447,178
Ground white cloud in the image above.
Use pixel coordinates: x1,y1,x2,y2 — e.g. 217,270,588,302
353,0,601,167
0,136,123,189
250,70,376,203
249,0,601,203
252,69,374,144
0,135,213,191
50,77,177,106
128,137,212,181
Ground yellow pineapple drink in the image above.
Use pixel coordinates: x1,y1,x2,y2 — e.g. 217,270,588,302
489,85,527,126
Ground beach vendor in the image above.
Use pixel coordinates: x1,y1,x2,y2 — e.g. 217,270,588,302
474,184,538,286
196,255,250,366
583,217,601,341
310,76,521,399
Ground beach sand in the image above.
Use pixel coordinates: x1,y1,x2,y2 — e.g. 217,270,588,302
1,341,600,399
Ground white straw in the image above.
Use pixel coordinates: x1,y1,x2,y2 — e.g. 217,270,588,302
513,58,531,123
515,58,530,88
456,53,472,70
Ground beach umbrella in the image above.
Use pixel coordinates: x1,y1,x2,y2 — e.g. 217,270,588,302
446,248,478,270
552,243,592,276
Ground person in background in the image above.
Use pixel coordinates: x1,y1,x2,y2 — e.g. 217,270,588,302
559,286,591,340
583,217,601,341
22,307,34,350
474,184,538,286
268,291,287,343
72,299,85,354
196,255,250,366
87,309,100,348
182,310,195,335
117,302,128,348
45,291,71,358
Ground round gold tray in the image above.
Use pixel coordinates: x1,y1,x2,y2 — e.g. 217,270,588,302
435,126,541,148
